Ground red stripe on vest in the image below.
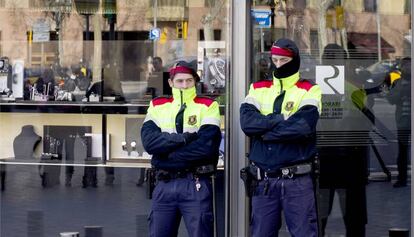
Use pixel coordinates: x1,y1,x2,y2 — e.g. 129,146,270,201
152,97,174,106
295,81,314,91
194,97,214,106
253,80,273,89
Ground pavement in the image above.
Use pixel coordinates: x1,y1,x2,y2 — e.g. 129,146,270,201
0,163,410,237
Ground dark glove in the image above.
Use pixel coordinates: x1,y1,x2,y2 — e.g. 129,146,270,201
183,132,198,144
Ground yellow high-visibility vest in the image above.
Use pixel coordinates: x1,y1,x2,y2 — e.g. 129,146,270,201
244,72,322,119
144,87,220,133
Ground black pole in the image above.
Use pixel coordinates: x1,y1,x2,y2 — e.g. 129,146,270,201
109,21,115,41
85,14,90,40
102,113,107,163
270,4,275,29
268,0,276,41
83,14,90,63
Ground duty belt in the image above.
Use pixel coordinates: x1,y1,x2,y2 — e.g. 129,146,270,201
156,164,215,181
268,163,312,178
250,163,313,179
156,170,191,181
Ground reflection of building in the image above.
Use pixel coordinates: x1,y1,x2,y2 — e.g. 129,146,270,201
0,0,409,70
253,0,411,59
0,1,228,69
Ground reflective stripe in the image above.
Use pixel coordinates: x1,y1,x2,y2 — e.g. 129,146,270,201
201,117,221,126
184,127,200,133
244,96,261,110
144,114,176,127
144,114,160,127
146,97,220,134
161,128,176,133
261,103,273,110
298,98,319,109
156,118,175,123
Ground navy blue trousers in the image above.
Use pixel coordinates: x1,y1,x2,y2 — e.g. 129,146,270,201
251,174,318,237
148,175,213,237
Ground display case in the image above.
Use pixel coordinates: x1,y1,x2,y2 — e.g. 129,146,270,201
0,1,232,236
0,102,141,162
0,102,225,165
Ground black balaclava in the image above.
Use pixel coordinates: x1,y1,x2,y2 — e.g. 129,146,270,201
271,38,301,79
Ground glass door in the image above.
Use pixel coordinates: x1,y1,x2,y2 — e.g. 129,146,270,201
247,0,412,236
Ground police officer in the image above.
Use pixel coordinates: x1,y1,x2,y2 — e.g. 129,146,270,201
387,57,411,188
240,38,322,237
141,61,222,237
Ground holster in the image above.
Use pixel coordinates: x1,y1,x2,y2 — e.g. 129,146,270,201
240,166,258,197
146,168,156,199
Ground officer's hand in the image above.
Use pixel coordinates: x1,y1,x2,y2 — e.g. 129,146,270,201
183,132,198,144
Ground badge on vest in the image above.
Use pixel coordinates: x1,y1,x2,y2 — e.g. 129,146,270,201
285,101,294,111
188,115,197,125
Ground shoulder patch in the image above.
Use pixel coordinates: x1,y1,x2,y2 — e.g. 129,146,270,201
152,96,174,106
194,96,215,107
253,80,273,89
295,79,315,91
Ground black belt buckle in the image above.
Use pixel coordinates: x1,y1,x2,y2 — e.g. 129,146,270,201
195,165,215,175
280,163,312,179
281,168,293,179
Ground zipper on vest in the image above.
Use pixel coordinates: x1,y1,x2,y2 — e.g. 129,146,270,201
279,79,283,94
273,80,285,113
175,90,186,134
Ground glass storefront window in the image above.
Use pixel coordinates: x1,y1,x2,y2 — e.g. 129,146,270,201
0,1,230,236
250,0,411,236
0,0,411,236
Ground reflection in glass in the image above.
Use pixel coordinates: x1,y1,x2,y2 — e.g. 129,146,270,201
1,1,229,236
318,44,369,237
386,57,411,188
250,1,411,236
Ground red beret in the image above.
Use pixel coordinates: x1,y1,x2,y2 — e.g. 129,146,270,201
169,65,194,77
169,61,200,81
